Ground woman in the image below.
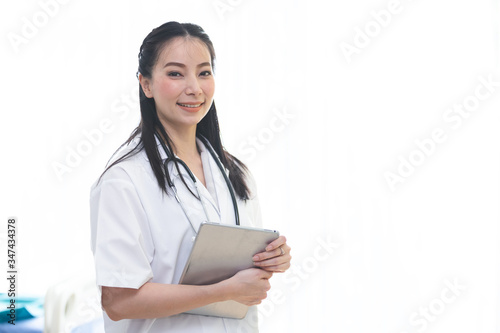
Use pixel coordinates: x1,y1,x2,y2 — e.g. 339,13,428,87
90,21,291,332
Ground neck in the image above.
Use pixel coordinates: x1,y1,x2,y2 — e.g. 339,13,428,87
162,124,199,160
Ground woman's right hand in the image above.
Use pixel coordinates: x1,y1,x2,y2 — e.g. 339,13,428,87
221,268,273,306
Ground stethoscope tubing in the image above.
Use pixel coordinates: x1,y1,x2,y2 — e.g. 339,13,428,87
155,132,240,230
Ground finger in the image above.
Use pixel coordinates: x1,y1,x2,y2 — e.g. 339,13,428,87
253,247,282,262
265,235,287,252
257,269,274,280
253,243,291,262
256,255,290,267
254,253,291,268
259,261,291,273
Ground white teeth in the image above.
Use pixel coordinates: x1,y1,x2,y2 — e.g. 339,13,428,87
178,103,202,108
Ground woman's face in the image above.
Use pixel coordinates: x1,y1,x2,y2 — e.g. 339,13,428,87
140,37,215,135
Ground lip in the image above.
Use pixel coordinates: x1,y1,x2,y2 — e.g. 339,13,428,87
177,102,205,113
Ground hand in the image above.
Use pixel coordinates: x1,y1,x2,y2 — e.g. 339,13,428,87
252,235,291,273
222,268,273,306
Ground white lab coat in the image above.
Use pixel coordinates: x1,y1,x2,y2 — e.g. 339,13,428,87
89,136,263,333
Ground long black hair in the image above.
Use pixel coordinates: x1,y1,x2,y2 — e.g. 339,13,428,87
101,21,250,200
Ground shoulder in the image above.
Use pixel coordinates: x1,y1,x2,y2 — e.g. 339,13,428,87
91,137,151,192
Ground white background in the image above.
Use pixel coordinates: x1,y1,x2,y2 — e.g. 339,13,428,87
1,0,499,332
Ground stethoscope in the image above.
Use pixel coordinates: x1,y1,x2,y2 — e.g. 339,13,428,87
155,132,240,233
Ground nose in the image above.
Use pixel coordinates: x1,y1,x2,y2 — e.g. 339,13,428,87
185,74,202,96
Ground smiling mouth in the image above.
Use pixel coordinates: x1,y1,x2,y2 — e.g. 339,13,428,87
177,102,204,108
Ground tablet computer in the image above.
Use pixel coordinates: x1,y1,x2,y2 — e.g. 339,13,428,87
178,222,280,319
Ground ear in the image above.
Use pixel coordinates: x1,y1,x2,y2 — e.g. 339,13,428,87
138,73,154,98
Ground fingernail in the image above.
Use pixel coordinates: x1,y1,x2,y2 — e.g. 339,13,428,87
266,246,272,251
252,255,259,261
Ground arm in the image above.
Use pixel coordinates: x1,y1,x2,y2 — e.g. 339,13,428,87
102,268,272,321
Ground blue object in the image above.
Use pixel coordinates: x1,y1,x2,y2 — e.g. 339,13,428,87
0,316,43,333
0,294,44,332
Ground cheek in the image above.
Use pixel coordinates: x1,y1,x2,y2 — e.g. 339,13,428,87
155,79,182,99
202,80,215,98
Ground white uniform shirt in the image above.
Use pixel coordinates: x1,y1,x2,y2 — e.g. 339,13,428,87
90,137,263,333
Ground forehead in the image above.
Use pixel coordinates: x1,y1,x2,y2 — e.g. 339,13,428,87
155,37,212,68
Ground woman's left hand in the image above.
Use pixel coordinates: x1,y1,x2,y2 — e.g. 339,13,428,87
252,235,291,273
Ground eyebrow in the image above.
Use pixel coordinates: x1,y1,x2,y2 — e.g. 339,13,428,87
163,62,211,68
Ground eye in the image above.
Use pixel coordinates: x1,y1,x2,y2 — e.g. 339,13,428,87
200,71,212,77
167,71,182,77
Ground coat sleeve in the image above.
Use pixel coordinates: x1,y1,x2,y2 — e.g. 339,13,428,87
89,168,154,290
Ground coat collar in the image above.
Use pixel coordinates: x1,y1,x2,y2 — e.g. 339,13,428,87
155,135,236,229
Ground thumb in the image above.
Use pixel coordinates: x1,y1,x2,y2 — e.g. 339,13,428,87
259,270,273,280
